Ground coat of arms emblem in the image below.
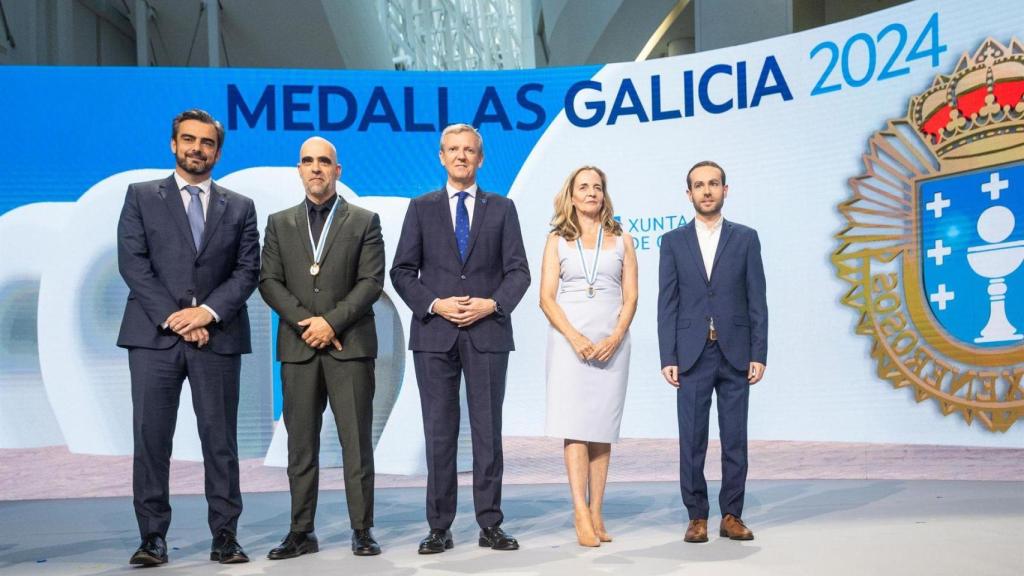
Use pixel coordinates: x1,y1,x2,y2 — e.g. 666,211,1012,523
832,38,1024,431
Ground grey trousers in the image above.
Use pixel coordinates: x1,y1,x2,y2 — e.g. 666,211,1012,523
281,353,375,531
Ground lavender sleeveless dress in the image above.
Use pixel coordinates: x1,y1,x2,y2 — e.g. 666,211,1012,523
545,235,631,443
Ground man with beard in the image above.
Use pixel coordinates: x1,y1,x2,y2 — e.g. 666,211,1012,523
117,109,259,565
657,160,767,544
259,136,384,558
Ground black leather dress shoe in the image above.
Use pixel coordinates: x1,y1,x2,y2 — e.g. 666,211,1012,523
418,529,453,554
351,528,381,556
129,533,168,566
479,526,519,550
267,531,319,560
210,529,249,564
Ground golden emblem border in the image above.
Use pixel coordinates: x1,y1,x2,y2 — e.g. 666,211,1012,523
831,38,1024,432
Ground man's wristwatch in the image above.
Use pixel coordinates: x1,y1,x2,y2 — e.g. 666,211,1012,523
493,299,503,315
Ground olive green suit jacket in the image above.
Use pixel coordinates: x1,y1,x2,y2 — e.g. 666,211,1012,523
258,196,385,363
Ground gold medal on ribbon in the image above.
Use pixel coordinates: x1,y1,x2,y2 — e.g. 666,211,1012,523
307,197,339,279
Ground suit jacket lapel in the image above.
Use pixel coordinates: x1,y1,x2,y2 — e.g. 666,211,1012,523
683,221,709,285
292,202,316,264
710,220,734,282
461,188,490,268
317,196,351,263
160,175,197,257
197,182,227,258
437,188,462,263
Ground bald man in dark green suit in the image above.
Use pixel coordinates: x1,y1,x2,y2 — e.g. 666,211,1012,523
259,137,384,558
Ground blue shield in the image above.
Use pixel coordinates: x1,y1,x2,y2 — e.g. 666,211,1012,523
917,162,1024,347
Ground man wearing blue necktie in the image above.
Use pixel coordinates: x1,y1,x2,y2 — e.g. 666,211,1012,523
391,124,531,554
117,109,260,566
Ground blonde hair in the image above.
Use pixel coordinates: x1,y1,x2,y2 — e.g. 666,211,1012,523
549,166,623,240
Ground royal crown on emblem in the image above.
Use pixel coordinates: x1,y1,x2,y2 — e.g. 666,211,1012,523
911,38,1024,158
834,37,1024,432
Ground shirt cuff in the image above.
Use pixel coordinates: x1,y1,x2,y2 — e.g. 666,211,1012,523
201,304,221,323
428,298,439,315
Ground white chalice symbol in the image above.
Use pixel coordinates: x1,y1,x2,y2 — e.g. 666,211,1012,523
966,205,1024,343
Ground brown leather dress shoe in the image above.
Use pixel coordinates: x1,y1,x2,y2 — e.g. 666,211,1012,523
684,519,708,543
720,514,754,540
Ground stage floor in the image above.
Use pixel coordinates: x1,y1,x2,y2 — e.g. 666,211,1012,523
5,438,1024,500
1,480,1021,575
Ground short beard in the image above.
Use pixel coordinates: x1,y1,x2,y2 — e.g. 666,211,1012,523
304,183,335,201
691,198,723,217
176,152,213,177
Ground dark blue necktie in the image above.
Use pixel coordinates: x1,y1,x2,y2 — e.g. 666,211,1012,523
185,185,205,250
455,191,470,262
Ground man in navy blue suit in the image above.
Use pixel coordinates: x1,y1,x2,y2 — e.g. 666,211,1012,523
657,160,767,544
117,109,260,565
390,124,530,554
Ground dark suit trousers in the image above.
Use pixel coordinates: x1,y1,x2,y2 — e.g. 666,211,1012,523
129,342,242,539
414,330,508,530
677,340,750,520
281,353,375,531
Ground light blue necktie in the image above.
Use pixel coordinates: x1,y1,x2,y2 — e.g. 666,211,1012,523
185,185,205,250
455,191,470,262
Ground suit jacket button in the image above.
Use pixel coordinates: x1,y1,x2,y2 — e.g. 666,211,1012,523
460,274,466,280
314,288,320,293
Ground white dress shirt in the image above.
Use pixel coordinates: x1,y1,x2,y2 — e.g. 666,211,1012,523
170,171,220,323
694,214,723,280
445,182,478,229
173,171,211,217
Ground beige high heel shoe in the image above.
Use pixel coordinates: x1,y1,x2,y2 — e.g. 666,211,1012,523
591,512,613,542
574,510,601,547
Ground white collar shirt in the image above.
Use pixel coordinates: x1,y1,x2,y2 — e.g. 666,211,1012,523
426,184,479,317
694,214,724,280
445,183,478,230
174,172,213,218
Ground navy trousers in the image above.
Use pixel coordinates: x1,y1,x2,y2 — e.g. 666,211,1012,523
414,330,508,530
677,340,750,520
129,342,242,539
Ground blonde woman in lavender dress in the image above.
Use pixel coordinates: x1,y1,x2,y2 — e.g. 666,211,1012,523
539,166,638,547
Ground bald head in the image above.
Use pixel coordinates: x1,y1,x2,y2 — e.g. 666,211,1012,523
298,136,341,203
300,136,337,162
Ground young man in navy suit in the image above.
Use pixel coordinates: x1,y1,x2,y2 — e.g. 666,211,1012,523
117,109,260,565
390,124,530,554
657,161,767,543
